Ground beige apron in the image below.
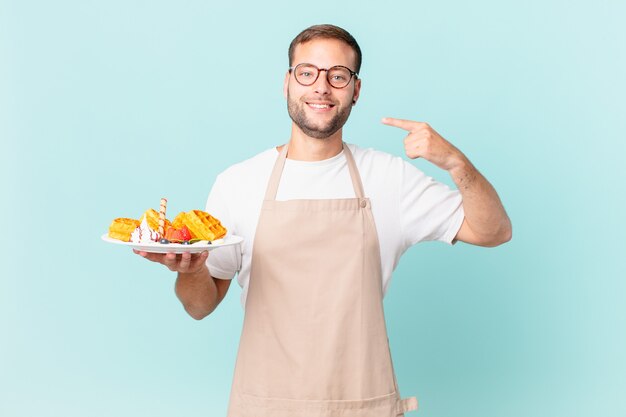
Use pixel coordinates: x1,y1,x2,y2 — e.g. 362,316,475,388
227,143,418,417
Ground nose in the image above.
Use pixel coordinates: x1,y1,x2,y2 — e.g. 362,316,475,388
313,69,331,95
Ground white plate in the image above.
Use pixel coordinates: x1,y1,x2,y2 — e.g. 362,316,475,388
101,234,243,254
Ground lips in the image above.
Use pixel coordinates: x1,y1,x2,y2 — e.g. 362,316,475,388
306,101,336,110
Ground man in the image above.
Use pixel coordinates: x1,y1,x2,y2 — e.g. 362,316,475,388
136,24,511,417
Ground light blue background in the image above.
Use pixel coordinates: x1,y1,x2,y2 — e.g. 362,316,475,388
2,0,625,416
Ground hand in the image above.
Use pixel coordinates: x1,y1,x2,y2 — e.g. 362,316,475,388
382,117,466,172
133,250,209,274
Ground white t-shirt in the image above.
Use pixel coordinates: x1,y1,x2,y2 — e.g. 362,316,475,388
206,143,464,308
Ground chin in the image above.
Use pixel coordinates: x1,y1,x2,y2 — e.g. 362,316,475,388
299,122,342,139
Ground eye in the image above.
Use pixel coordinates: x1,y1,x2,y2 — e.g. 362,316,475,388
296,65,318,80
328,67,351,83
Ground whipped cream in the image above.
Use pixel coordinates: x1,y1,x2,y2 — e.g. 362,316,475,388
130,217,161,243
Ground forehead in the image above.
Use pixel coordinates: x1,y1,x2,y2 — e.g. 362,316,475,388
292,38,357,70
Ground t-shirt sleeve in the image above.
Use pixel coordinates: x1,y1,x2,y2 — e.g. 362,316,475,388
205,173,242,280
399,161,465,247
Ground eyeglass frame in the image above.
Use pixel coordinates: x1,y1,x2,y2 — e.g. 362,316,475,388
288,63,359,89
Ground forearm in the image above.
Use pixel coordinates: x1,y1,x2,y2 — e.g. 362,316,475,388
380,117,512,246
175,265,225,320
449,157,512,246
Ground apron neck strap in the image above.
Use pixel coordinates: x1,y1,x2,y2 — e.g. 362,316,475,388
264,142,365,201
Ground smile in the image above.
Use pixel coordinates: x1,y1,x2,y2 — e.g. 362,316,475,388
306,102,335,110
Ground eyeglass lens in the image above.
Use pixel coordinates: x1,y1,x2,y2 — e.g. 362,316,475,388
293,64,353,88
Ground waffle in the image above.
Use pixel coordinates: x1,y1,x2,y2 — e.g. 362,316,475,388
175,210,227,241
139,208,171,232
108,218,140,242
171,212,186,230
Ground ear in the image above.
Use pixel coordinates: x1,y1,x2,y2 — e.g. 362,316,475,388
283,71,290,99
352,78,362,105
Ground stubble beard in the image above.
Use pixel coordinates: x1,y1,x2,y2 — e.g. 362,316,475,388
287,92,353,140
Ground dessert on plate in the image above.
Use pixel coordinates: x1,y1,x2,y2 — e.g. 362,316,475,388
107,198,227,245
108,218,140,242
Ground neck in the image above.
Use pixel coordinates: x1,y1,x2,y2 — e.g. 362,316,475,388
280,124,343,161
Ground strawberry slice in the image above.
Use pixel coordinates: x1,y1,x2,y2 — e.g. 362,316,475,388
165,227,181,241
164,225,192,242
180,225,192,241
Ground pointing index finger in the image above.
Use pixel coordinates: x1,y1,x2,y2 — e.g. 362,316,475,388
381,117,420,132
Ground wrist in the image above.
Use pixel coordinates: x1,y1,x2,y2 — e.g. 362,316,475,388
448,154,472,175
179,263,210,280
448,157,477,187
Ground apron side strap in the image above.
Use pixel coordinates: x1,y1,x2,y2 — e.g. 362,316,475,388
396,396,418,414
342,142,366,199
265,143,290,201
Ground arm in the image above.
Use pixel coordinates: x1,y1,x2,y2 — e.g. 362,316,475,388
382,117,512,247
134,250,232,319
175,263,232,320
447,158,512,246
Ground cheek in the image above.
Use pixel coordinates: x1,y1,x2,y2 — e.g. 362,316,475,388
287,83,308,101
337,90,355,105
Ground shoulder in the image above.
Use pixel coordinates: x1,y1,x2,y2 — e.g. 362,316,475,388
207,148,277,225
346,142,424,181
347,143,398,164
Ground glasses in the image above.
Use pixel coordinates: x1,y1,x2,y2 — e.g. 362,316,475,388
289,63,358,89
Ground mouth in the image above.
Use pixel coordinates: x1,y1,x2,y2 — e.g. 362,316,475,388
306,101,336,111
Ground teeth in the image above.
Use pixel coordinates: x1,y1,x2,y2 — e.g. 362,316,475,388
309,103,330,109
